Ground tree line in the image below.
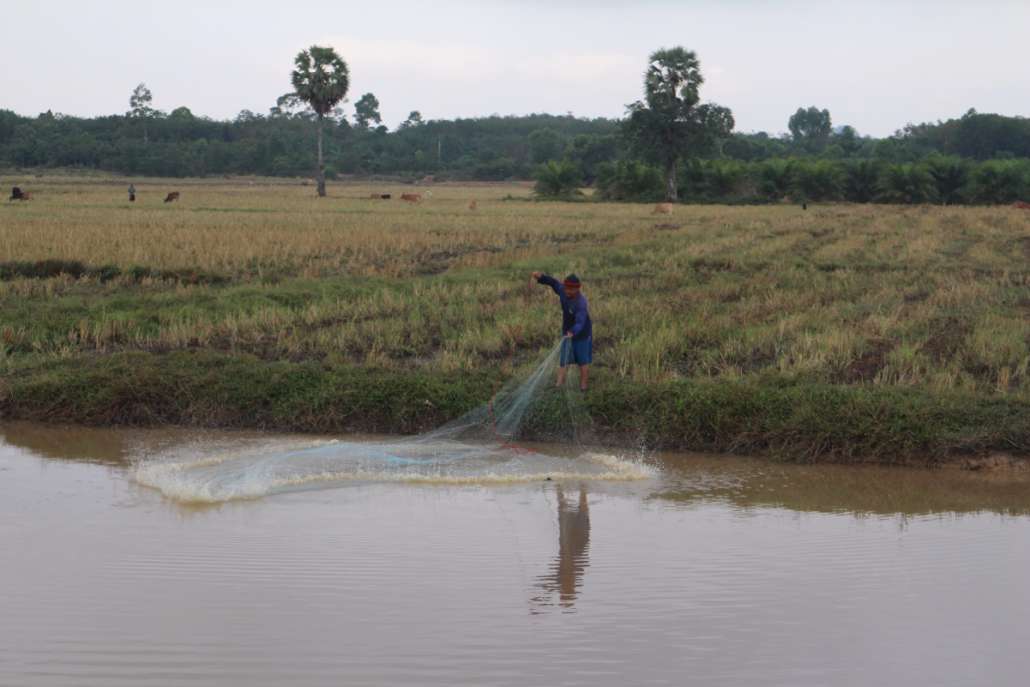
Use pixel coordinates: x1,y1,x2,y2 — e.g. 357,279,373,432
0,105,617,182
2,44,1029,205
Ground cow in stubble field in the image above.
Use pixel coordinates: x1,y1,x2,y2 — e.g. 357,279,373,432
9,187,31,201
164,192,180,203
652,202,673,215
400,193,422,203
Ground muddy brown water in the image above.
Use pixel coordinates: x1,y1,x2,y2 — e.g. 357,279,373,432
3,421,1030,686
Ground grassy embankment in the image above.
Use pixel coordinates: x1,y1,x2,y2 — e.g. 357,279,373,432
1,177,1028,464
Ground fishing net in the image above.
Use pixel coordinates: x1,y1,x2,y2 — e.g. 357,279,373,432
133,339,652,502
418,338,584,446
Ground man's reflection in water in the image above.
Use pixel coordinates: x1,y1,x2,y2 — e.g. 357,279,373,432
532,485,590,611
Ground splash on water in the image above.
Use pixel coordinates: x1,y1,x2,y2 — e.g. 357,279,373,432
133,439,655,503
132,340,656,503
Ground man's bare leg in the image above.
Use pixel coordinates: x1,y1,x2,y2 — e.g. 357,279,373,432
579,365,590,391
556,366,568,387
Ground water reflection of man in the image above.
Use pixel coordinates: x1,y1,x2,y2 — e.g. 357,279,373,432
534,485,591,609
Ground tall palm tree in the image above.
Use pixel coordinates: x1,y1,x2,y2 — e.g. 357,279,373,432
624,48,733,202
291,46,349,197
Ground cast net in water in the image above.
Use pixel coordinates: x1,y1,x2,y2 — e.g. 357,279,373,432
133,339,653,503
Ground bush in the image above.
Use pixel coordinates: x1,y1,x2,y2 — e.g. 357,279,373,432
925,156,970,205
791,160,844,202
533,159,584,198
756,159,795,202
842,160,883,203
687,160,749,202
594,160,664,201
967,160,1030,204
877,163,936,204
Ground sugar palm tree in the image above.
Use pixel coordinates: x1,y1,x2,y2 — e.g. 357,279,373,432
624,47,734,202
291,46,349,197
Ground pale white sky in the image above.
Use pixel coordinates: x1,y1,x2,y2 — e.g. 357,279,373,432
1,0,1028,136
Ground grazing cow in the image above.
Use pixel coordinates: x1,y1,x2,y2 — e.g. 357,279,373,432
400,193,422,203
652,202,673,215
369,193,391,200
164,192,180,203
10,186,26,201
1013,200,1030,210
468,200,477,210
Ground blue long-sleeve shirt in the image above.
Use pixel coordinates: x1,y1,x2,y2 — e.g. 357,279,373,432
537,275,592,341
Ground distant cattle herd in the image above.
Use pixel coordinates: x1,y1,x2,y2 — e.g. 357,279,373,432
9,185,1030,211
5,185,468,208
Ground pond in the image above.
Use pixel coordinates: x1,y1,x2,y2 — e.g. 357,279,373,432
2,421,1029,686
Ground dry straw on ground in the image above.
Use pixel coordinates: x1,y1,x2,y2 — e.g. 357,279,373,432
2,178,1028,399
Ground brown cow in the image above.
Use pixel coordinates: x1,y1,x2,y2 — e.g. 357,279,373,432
164,192,180,203
400,193,422,203
1013,200,1030,210
652,202,673,215
468,200,477,210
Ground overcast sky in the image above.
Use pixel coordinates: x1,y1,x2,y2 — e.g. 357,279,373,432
2,0,1028,136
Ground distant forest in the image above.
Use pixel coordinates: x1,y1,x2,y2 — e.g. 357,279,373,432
3,100,1030,204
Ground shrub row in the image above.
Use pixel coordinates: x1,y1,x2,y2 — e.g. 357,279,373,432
593,157,1030,204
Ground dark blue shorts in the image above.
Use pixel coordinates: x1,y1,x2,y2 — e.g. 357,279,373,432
560,336,593,367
